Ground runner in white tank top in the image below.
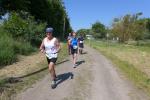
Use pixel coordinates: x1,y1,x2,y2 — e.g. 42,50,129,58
44,37,58,59
40,27,61,89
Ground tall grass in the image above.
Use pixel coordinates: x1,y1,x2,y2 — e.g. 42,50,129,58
14,41,36,55
0,12,46,67
0,34,17,66
0,33,35,67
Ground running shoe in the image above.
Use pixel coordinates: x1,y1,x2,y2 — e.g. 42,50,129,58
73,64,76,68
51,80,56,89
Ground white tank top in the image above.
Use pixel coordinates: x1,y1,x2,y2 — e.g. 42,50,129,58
44,37,58,59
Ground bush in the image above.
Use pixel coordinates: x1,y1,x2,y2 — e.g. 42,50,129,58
0,28,36,67
2,12,28,38
2,12,46,46
0,34,16,66
0,12,45,66
14,41,36,55
136,40,150,46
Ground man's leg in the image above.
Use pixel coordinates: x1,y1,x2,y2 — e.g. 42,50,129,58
79,48,81,54
80,48,83,54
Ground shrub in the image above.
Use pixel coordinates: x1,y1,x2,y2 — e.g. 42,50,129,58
0,34,16,66
14,41,36,55
2,12,46,46
0,12,46,66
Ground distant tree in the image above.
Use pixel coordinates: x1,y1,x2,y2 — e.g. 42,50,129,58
111,13,146,42
146,18,150,32
144,18,150,39
76,29,91,38
91,21,106,38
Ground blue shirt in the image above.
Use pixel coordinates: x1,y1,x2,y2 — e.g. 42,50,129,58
71,38,78,46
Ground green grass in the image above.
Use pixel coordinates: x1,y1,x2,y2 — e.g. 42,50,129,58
0,34,17,66
0,34,36,67
57,42,68,62
0,43,68,100
86,40,150,96
14,41,36,55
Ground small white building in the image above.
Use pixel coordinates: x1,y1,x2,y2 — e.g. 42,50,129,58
86,35,94,40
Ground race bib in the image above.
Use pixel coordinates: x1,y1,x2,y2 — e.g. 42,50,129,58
46,53,57,59
79,41,83,43
73,45,78,49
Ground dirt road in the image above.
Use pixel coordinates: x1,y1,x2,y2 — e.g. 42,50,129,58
16,46,149,100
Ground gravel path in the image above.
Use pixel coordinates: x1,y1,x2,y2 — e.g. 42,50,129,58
16,45,149,100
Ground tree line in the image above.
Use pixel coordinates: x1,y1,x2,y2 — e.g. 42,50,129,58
111,12,150,42
0,0,72,66
77,12,150,43
77,21,106,39
0,0,72,39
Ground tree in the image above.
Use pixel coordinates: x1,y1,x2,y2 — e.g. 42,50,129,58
0,0,72,39
144,18,150,39
2,12,46,45
76,29,91,38
91,21,106,38
64,17,73,38
146,18,150,32
1,0,30,12
111,13,146,42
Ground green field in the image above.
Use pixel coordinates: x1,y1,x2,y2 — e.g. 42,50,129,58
87,40,150,95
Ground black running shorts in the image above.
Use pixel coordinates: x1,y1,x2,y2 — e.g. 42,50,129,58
71,46,78,54
46,57,57,64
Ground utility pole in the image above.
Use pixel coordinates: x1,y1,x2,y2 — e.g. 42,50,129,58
63,15,66,40
106,33,109,46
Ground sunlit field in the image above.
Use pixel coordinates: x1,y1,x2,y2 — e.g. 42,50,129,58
87,40,150,95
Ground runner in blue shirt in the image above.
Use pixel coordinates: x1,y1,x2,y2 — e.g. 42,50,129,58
70,32,78,68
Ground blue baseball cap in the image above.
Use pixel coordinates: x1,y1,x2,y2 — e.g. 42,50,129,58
46,27,53,33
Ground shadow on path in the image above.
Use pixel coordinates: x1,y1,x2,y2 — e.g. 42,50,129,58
76,60,85,66
81,51,88,55
55,72,74,87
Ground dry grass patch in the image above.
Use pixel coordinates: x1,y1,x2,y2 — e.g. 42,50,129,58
114,49,150,77
0,52,45,79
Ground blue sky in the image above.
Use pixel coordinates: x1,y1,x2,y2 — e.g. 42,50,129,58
63,0,150,31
